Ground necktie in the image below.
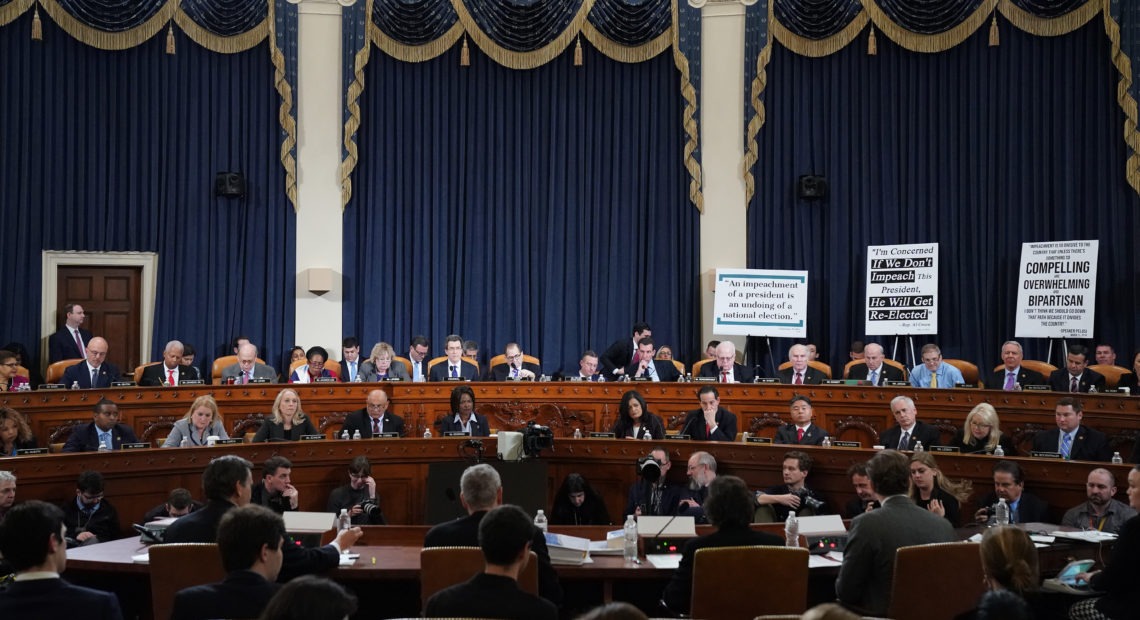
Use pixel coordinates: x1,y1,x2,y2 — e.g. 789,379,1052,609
898,431,910,450
647,363,657,381
350,362,356,381
91,368,99,386
705,422,712,437
794,372,803,385
930,372,938,388
98,430,111,449
372,418,380,435
512,367,518,379
167,369,176,385
1061,433,1072,459
869,369,878,385
1004,372,1016,390
73,329,85,357
243,371,251,384
1070,376,1079,392
450,365,458,378
721,371,728,383
797,428,804,442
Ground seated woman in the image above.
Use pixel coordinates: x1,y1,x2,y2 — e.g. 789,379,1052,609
438,385,489,436
954,526,1041,620
908,452,971,526
609,390,666,441
162,395,229,447
656,346,674,361
0,350,30,392
951,403,1015,455
0,407,37,456
289,346,337,383
1115,350,1139,392
252,388,318,442
550,473,612,525
1068,465,1140,620
358,342,409,382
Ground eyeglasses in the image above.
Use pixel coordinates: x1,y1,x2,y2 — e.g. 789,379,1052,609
80,493,104,502
1,362,18,368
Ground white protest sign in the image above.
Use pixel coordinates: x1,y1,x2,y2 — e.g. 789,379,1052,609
864,243,939,335
1014,240,1098,338
713,269,808,337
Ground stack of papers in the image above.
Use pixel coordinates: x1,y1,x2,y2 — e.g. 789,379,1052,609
1050,530,1117,543
545,532,592,566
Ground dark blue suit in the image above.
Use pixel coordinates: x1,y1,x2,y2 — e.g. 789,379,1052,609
438,413,491,437
0,578,122,620
61,422,140,452
60,362,121,389
48,327,91,363
171,570,280,620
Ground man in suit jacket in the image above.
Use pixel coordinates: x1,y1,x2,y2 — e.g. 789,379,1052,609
565,350,601,381
340,389,406,437
774,395,830,445
424,463,563,605
62,399,140,452
698,340,754,382
846,343,904,385
974,460,1050,524
983,340,1046,390
625,446,683,517
488,342,542,381
47,303,92,363
835,450,957,616
429,334,481,381
1048,345,1108,393
778,343,827,385
139,340,201,386
677,451,718,523
679,385,737,441
878,395,942,450
222,342,279,383
600,321,651,379
0,500,123,620
171,505,284,620
624,337,681,382
60,337,120,388
1031,397,1112,461
337,336,362,382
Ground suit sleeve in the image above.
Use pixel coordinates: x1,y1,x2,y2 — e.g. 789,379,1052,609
917,424,941,447
835,516,874,608
252,420,272,443
62,427,87,452
162,422,185,447
139,367,160,387
662,539,697,612
709,411,737,441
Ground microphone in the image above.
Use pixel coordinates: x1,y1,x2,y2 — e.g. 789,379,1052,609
678,411,698,438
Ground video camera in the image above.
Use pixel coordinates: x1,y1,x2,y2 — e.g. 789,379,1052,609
637,456,662,482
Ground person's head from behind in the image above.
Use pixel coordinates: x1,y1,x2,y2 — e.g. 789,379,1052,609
478,504,534,569
165,488,195,517
204,454,254,504
975,589,1032,620
979,525,1039,596
703,475,754,530
866,449,910,498
257,575,357,620
0,500,68,572
575,602,650,620
460,463,501,512
218,504,286,580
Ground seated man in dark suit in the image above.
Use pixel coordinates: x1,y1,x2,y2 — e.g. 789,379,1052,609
251,456,299,514
221,342,278,384
846,342,904,385
340,389,405,438
698,340,754,382
424,504,558,620
62,399,140,452
61,471,121,547
488,342,542,381
625,446,683,517
171,504,284,620
774,395,830,445
1031,397,1111,461
1048,344,1107,393
679,385,737,441
973,460,1050,524
878,395,941,451
60,337,121,389
662,475,782,613
0,500,123,620
624,337,681,382
139,340,201,386
424,463,563,605
428,334,481,381
566,350,601,381
983,340,1046,390
47,302,92,363
778,344,827,385
600,321,651,379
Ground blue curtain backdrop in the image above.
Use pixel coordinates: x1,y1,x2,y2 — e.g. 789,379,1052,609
747,19,1140,371
343,41,699,373
0,12,296,373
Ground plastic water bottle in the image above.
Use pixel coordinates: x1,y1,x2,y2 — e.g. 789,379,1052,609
642,431,652,441
341,430,350,440
352,429,361,440
1112,452,1123,464
785,511,800,547
70,381,80,390
337,508,351,531
573,428,582,439
353,374,362,383
914,440,924,453
993,444,1005,457
180,438,190,448
534,509,548,534
98,439,110,452
423,427,432,439
993,498,1010,526
623,514,638,563
684,372,692,383
1088,385,1097,394
821,436,832,448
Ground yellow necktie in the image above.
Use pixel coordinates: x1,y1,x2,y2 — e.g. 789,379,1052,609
930,372,938,388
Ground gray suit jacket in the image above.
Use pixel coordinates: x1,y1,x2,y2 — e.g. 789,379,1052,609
358,359,410,382
221,363,278,383
835,495,957,615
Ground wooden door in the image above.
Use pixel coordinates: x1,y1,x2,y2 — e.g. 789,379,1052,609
57,267,142,371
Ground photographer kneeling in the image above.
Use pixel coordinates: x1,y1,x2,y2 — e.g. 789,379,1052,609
327,455,386,525
754,450,828,522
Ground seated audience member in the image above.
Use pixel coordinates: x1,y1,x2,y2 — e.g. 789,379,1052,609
60,336,120,389
142,487,203,522
341,389,405,438
62,399,140,452
251,456,299,514
3,343,43,388
181,344,197,373
774,395,830,445
424,463,563,605
678,385,738,441
835,450,956,616
251,389,318,442
704,340,720,360
601,322,652,378
0,470,14,524
1066,465,1140,620
879,395,941,451
677,451,717,523
463,340,485,379
625,446,682,517
0,350,29,392
973,590,1033,620
951,403,1015,455
288,345,305,364
257,576,358,620
489,342,541,381
0,500,123,620
222,343,278,384
424,504,559,620
338,337,361,382
289,346,337,383
567,350,602,381
62,471,121,546
779,343,827,385
1114,349,1139,392
1031,397,1111,461
698,340,754,383
849,340,865,361
909,343,965,388
974,460,1049,524
1095,343,1118,367
357,342,409,382
624,337,681,382
610,390,666,440
844,462,879,518
429,334,480,381
438,385,490,436
163,395,229,447
1047,344,1107,393
327,456,386,525
807,343,821,360
0,407,37,455
755,450,828,522
662,476,782,614
656,345,674,360
908,452,972,526
983,340,1045,390
979,526,1039,598
551,473,611,526
846,342,903,385
140,340,201,386
48,302,92,363
576,602,650,620
1061,468,1136,534
171,505,284,620
406,335,430,382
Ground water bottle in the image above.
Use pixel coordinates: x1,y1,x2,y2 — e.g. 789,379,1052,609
914,440,924,453
1088,385,1097,394
534,509,548,534
423,427,432,439
352,429,361,440
98,439,110,452
623,514,638,563
70,381,80,390
1111,452,1123,464
993,498,1010,525
785,511,800,547
642,431,652,441
337,508,351,531
993,444,1005,457
821,436,832,448
353,373,362,383
573,428,582,439
597,374,605,383
180,438,190,448
341,430,350,440
684,372,692,383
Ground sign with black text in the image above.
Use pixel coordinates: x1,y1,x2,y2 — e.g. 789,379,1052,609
713,269,809,337
1014,240,1098,338
865,243,939,335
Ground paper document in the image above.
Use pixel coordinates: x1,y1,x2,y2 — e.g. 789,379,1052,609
1050,530,1117,543
646,554,682,569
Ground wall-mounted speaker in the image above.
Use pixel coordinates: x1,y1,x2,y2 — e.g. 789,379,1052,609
797,175,828,201
214,172,246,198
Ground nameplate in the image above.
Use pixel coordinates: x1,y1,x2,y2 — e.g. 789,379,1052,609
111,381,136,387
381,377,403,382
663,434,691,440
930,445,960,453
589,432,616,438
442,431,471,437
373,432,400,438
885,381,908,387
1100,388,1122,394
954,382,972,389
756,378,780,384
567,376,584,382
16,447,48,455
181,379,205,386
445,377,466,382
314,377,338,383
121,442,150,450
38,383,65,390
823,380,845,385
831,440,861,448
215,438,244,445
299,434,325,441
250,378,271,384
1024,384,1050,391
745,436,772,444
1030,451,1063,459
632,377,651,382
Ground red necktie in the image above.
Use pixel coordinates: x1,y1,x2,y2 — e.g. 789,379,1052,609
372,418,380,434
721,371,728,383
167,369,176,385
705,423,712,437
794,372,803,385
73,330,85,357
797,428,804,442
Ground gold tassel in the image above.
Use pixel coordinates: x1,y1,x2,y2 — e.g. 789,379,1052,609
460,34,470,67
166,23,175,54
988,15,999,47
867,26,877,56
573,35,583,66
31,6,42,41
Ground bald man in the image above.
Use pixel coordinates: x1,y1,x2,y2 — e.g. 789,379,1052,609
697,341,755,383
847,343,904,386
60,337,120,389
340,390,405,438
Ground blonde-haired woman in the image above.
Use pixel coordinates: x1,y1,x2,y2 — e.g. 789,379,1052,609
252,389,317,442
909,452,972,526
163,395,229,447
951,403,1015,455
358,342,410,382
